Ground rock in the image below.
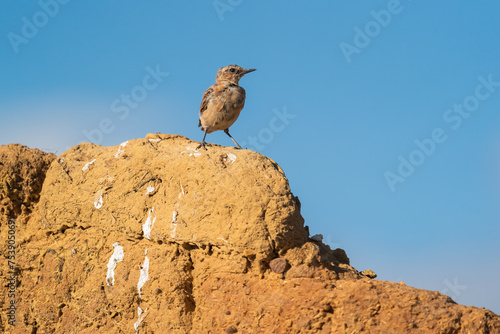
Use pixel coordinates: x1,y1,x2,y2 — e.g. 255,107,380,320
30,133,308,255
194,276,500,333
225,325,238,333
0,135,499,333
361,269,377,279
310,234,323,242
0,144,55,222
269,257,288,274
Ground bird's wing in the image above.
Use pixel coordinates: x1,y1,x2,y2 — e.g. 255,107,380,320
199,86,214,127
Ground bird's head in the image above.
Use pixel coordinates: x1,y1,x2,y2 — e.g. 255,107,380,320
215,65,256,84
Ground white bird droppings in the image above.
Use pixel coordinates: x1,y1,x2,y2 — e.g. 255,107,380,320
145,185,155,196
226,153,237,164
82,159,96,172
171,211,178,238
181,146,202,157
106,242,124,286
94,189,104,209
137,249,149,298
142,208,156,240
114,141,128,158
134,306,148,333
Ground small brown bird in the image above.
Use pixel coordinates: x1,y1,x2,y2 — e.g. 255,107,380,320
197,64,256,150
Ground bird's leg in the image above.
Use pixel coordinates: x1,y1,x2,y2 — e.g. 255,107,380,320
224,129,242,149
196,130,208,150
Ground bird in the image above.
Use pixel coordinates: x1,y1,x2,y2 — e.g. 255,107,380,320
196,64,256,150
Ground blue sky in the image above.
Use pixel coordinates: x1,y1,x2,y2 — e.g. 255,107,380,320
2,1,500,314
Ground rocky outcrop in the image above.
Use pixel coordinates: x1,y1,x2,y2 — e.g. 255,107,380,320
0,135,499,333
0,144,56,332
0,144,55,221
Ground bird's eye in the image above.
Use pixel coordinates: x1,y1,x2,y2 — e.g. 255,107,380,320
229,68,236,72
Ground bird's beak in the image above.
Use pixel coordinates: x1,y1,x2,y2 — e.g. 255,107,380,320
243,68,256,75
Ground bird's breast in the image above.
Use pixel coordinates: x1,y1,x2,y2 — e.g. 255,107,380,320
200,84,247,133
216,85,246,108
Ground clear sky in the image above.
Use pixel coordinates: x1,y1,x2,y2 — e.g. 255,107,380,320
2,1,500,314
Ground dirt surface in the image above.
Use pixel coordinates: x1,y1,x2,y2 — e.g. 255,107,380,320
0,136,499,333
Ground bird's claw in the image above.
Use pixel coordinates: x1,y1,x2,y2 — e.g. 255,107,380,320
196,142,207,151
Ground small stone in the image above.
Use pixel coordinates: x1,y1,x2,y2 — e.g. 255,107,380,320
226,325,238,333
270,257,288,274
310,234,323,242
361,269,377,279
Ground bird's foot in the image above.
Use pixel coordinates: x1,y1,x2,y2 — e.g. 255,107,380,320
196,142,208,151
